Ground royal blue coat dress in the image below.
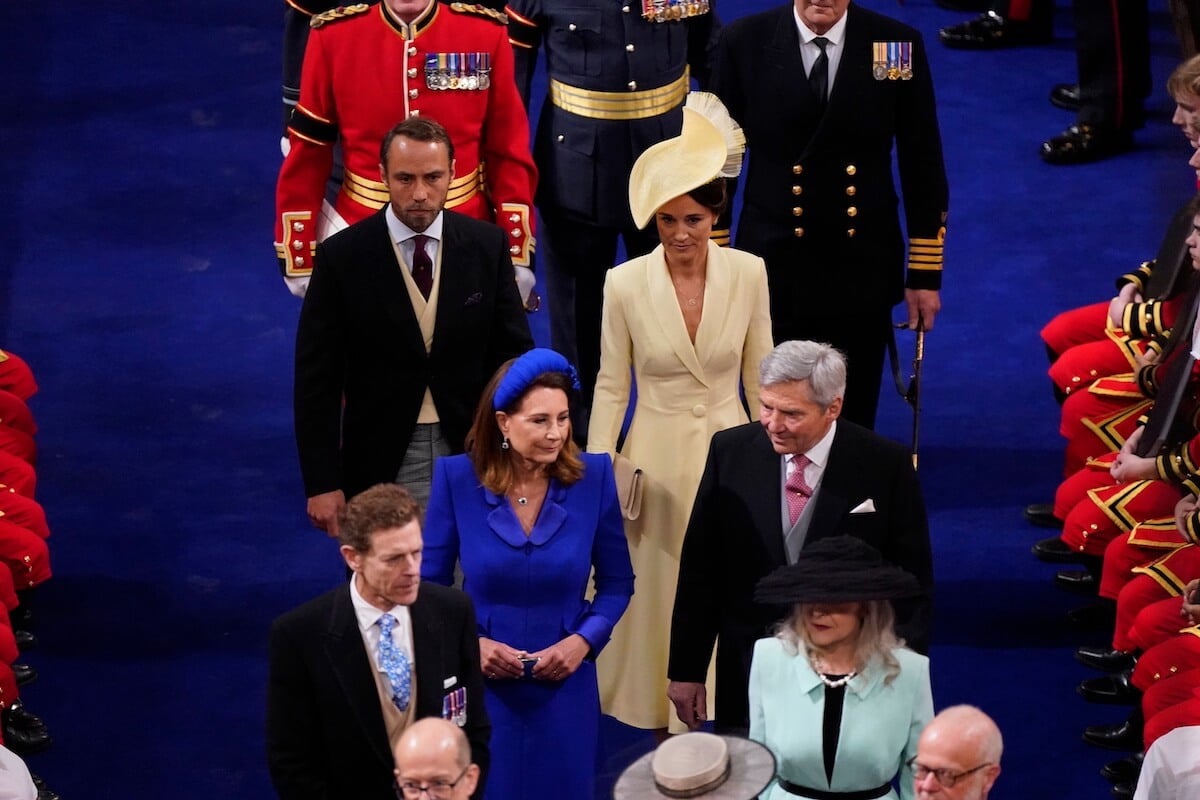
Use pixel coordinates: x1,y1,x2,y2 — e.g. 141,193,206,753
422,452,634,800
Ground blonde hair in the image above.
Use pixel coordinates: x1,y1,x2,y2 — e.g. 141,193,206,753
775,600,904,684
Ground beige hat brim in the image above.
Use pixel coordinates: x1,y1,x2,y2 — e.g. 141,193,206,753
613,736,777,800
628,108,727,229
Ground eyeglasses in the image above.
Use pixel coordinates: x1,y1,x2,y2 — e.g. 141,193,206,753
394,765,470,799
906,756,992,788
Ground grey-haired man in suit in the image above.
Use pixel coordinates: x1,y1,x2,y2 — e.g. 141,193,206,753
668,341,933,732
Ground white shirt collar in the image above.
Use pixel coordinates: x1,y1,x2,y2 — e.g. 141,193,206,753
784,420,838,471
385,204,444,246
793,5,849,47
348,573,411,634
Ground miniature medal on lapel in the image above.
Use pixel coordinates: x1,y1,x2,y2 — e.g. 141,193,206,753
872,41,913,80
641,0,711,22
425,52,492,91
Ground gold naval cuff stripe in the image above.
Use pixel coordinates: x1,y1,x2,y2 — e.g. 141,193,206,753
341,165,483,209
549,70,689,121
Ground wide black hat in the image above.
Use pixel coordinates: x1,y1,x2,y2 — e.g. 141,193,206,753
754,536,924,605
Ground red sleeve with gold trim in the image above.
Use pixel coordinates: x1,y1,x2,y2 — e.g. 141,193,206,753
1123,292,1187,339
273,11,349,280
468,4,538,268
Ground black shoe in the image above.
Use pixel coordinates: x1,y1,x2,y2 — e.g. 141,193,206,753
1101,752,1144,784
1056,569,1098,594
1033,536,1083,563
12,663,36,687
1067,603,1117,630
1077,646,1137,674
1041,124,1134,165
1111,782,1134,800
14,630,35,652
1083,718,1143,751
3,702,51,755
939,11,1052,49
1079,671,1139,705
1024,502,1063,528
1051,83,1081,111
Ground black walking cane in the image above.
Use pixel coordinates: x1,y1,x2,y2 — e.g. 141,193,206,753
886,319,925,470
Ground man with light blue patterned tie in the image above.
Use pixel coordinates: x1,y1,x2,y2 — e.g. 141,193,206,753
267,483,490,800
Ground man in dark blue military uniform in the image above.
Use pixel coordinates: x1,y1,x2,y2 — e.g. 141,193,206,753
508,1,721,430
713,0,949,428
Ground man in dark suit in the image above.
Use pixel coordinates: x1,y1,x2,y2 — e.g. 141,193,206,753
667,341,933,733
294,117,533,534
267,484,490,800
712,0,948,428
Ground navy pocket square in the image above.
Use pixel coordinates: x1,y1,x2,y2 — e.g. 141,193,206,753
463,292,483,307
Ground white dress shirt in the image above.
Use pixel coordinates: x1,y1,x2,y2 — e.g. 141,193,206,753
385,205,444,280
780,421,838,562
793,7,849,94
349,574,415,674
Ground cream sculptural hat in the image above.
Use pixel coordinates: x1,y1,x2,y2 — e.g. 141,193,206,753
627,92,746,229
613,732,777,800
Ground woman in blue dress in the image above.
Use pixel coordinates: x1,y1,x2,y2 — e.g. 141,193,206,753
422,348,634,800
749,537,933,800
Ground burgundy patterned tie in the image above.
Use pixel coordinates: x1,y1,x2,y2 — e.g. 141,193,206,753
411,234,432,300
786,454,813,527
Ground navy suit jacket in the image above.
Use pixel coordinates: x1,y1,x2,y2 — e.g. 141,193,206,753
266,582,490,800
294,208,533,499
668,421,933,731
713,3,948,325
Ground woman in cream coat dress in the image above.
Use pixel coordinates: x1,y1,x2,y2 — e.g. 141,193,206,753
588,94,773,733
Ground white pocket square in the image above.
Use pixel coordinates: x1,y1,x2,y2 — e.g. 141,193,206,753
443,676,458,689
849,499,876,514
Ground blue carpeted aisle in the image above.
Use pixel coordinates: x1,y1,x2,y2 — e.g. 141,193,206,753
0,0,1190,796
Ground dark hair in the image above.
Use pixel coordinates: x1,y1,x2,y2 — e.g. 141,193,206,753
464,362,584,494
379,116,455,170
686,178,729,217
337,483,422,553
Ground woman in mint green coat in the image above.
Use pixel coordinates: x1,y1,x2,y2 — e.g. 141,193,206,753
748,537,933,800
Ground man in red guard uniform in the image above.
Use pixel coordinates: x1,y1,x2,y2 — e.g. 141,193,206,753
275,0,539,305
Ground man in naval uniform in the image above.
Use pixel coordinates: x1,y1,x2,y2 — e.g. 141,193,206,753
712,0,949,428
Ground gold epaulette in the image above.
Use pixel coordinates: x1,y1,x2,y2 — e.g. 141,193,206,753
449,2,507,24
311,3,370,28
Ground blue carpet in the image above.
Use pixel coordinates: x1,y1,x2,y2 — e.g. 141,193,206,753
0,0,1189,797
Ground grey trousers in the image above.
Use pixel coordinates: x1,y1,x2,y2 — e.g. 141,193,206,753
395,423,451,511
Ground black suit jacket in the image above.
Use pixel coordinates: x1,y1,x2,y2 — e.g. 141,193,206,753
712,4,948,327
294,209,533,499
266,582,491,800
668,421,933,731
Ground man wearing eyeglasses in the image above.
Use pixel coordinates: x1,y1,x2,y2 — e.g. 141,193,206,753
266,484,490,800
911,705,1002,799
393,717,480,800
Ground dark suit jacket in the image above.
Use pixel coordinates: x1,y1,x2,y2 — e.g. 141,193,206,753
668,421,933,732
508,0,719,228
712,3,948,327
294,208,533,499
266,582,491,800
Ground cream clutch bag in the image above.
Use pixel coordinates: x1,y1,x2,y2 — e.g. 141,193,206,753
613,453,644,521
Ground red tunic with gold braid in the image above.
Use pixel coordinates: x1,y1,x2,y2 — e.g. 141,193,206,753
275,1,537,281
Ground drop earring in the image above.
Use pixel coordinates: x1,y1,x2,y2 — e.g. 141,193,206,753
501,436,510,450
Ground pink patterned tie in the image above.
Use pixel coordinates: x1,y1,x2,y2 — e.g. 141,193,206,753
786,454,813,527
